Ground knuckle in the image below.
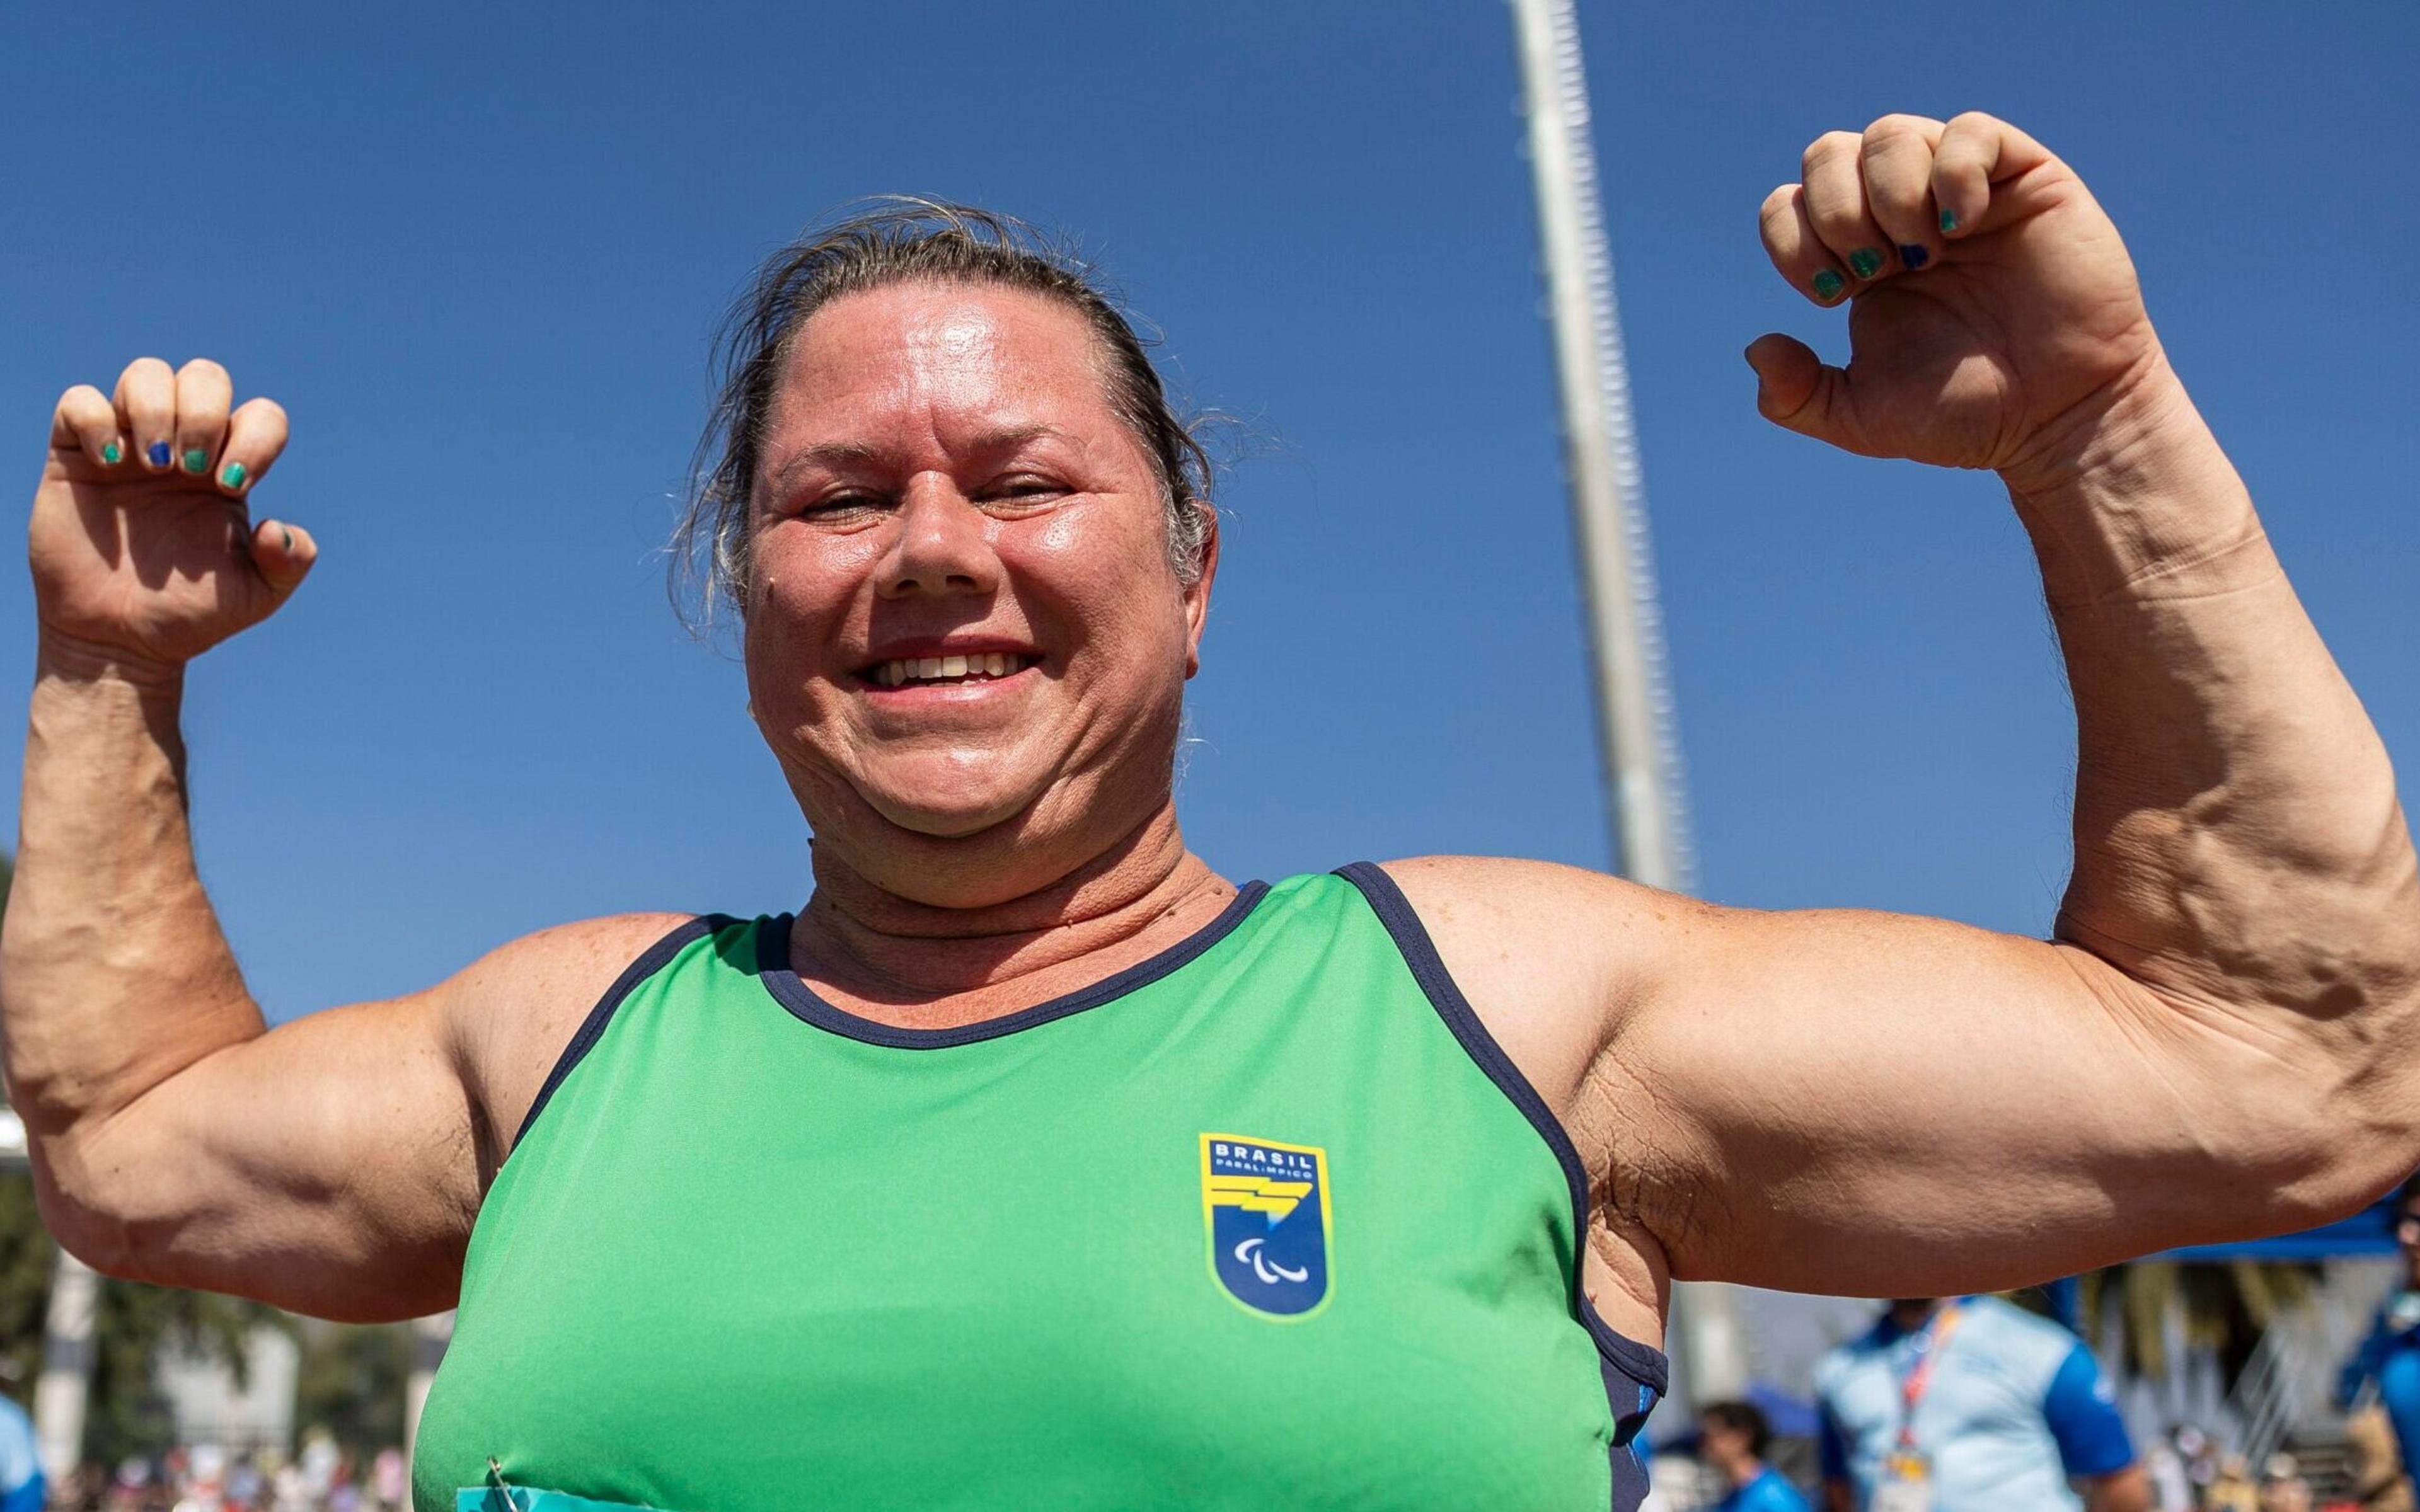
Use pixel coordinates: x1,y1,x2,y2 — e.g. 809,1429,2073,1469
176,357,230,387
1946,109,2001,136
1862,113,1928,147
123,356,173,386
1801,130,1860,174
1758,184,1799,222
1804,192,1863,231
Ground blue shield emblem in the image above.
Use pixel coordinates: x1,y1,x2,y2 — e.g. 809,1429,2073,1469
1201,1133,1331,1318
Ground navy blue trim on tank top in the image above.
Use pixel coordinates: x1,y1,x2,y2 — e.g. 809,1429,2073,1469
1334,862,1671,1399
754,881,1272,1050
512,913,734,1152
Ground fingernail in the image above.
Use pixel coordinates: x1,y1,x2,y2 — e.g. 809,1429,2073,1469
101,442,123,465
146,441,172,469
221,461,248,491
1898,244,1930,271
279,525,294,552
1939,209,1960,234
181,448,209,475
1812,269,1846,302
1848,248,1885,280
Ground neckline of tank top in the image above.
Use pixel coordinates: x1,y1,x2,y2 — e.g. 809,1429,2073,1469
752,879,1276,1049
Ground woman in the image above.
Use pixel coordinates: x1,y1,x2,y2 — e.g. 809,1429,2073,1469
6,111,2415,1512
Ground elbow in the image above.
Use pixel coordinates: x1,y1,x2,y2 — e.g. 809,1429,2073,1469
25,1128,177,1288
2244,1040,2420,1233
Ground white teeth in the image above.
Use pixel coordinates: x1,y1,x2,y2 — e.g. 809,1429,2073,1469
872,654,1028,687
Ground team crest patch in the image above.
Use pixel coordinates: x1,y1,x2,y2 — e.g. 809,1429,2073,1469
1200,1133,1332,1318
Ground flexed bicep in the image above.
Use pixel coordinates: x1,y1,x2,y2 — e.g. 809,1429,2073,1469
1603,898,2365,1296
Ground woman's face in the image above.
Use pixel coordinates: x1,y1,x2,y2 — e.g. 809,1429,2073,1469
742,280,1214,906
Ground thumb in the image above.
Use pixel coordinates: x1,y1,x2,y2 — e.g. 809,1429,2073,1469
249,518,320,600
1744,333,1855,450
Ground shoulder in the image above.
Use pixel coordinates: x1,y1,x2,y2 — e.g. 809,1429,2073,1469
1749,1472,1812,1512
1966,1296,2086,1373
1364,856,1679,1065
1369,854,1670,936
1814,1327,1885,1393
437,912,708,1181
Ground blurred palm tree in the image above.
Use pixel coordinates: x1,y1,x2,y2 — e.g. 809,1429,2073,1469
2077,1259,2320,1383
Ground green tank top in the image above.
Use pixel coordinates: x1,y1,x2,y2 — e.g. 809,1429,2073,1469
412,866,1666,1511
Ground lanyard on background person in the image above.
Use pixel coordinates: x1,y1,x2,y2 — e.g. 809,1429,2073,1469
1872,1302,1963,1512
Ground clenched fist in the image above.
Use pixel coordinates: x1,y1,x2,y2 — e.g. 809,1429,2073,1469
32,358,315,672
1748,111,2167,488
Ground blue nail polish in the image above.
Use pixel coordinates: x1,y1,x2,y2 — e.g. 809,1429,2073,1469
146,441,172,468
1899,244,1930,271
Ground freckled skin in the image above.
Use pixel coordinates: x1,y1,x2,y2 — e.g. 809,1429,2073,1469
744,284,1213,910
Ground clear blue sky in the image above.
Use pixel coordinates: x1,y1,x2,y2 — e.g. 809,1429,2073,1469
3,3,2412,1022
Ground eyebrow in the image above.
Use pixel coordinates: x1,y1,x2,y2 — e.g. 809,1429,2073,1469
761,424,1075,497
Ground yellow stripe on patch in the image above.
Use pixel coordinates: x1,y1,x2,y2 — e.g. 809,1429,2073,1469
1204,1176,1314,1222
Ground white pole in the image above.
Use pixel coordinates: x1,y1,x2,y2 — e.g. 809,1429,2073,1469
1507,0,1745,1411
34,1250,98,1484
1507,0,1692,893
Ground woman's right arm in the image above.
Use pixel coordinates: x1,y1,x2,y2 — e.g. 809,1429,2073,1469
3,358,672,1321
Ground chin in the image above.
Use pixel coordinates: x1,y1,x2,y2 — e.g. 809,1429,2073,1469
865,792,1029,840
851,762,1044,842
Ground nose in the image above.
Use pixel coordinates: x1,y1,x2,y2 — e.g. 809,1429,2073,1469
875,472,999,602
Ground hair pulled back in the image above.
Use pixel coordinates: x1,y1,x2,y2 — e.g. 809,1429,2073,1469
674,198,1217,626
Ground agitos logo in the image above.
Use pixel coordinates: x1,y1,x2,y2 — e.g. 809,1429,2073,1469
1199,1133,1332,1319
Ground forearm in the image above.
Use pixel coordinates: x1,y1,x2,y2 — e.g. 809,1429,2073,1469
2019,370,2420,1185
1,633,264,1158
2080,1467,2152,1512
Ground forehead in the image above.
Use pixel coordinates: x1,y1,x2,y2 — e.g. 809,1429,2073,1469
766,280,1119,446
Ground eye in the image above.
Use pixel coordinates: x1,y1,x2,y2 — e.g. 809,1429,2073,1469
795,490,889,520
983,474,1071,508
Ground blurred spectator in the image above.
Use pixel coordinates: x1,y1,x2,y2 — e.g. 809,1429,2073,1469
2256,1453,2311,1512
1699,1399,1812,1512
2204,1453,2259,1512
2339,1175,2420,1503
1813,1295,2148,1512
0,1375,42,1512
2146,1428,2196,1511
2346,1402,2417,1512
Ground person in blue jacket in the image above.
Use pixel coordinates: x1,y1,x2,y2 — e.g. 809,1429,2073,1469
1700,1399,1812,1512
0,1383,47,1512
1815,1296,2146,1512
2337,1173,2420,1496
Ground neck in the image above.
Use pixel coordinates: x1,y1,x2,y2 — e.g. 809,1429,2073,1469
1890,1298,1944,1331
794,801,1229,1003
1712,1452,1763,1489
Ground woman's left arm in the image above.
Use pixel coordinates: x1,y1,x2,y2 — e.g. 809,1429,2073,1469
1444,113,2420,1296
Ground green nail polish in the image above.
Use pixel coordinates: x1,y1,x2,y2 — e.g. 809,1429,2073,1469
1848,248,1885,280
1812,269,1846,301
221,461,247,490
181,448,209,474
1939,209,1960,234
279,525,293,552
101,442,122,465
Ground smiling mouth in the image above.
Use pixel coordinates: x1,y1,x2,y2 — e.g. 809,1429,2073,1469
865,652,1037,689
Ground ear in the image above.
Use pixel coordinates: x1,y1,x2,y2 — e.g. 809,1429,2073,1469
1180,505,1219,680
